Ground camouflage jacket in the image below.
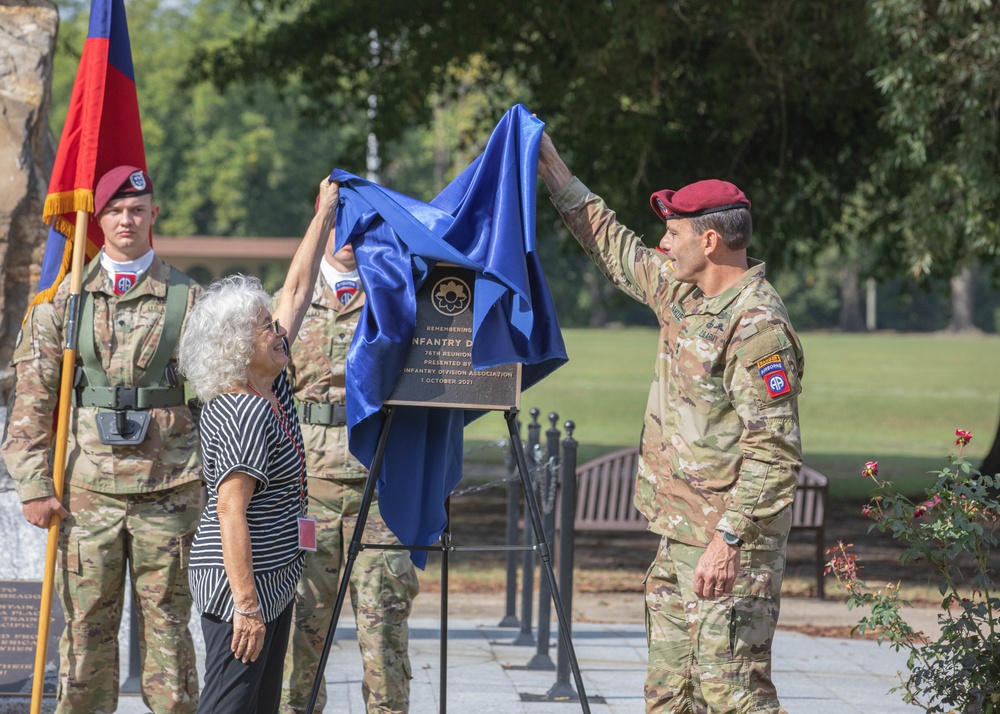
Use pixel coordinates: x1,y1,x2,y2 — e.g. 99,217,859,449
551,178,804,550
282,277,367,481
1,255,203,500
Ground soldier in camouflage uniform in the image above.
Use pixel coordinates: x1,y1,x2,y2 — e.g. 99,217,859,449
1,166,202,714
538,134,803,713
279,238,419,714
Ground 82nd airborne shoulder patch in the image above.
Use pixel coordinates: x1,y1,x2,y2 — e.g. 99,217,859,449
334,279,358,306
756,353,791,399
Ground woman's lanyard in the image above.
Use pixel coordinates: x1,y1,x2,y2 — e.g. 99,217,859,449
247,383,308,516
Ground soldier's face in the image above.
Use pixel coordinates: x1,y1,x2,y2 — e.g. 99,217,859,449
98,194,158,262
661,219,707,284
325,236,356,272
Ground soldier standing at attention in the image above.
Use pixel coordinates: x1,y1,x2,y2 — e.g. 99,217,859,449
279,235,419,714
537,133,803,714
2,166,203,713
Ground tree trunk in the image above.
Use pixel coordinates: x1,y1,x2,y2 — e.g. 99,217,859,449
837,261,864,332
582,270,609,327
948,266,976,332
981,404,1000,477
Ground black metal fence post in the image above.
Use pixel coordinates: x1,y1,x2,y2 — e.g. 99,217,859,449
527,413,560,670
514,408,542,646
548,420,580,700
499,417,521,628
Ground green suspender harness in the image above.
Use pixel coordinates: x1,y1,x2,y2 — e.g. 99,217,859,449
75,264,191,444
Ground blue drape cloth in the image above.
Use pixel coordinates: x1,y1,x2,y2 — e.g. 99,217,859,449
330,104,567,567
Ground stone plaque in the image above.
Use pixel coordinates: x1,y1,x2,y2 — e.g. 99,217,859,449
387,265,521,410
0,581,63,696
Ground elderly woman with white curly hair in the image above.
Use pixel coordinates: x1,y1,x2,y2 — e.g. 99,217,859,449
179,178,339,714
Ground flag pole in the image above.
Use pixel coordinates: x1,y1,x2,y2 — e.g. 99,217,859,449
31,209,90,714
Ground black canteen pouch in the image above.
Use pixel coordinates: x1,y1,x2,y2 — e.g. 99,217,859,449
95,410,151,445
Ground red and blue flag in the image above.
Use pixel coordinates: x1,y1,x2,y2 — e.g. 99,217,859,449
34,0,145,306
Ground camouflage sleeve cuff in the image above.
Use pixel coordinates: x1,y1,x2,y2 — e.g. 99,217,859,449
17,479,56,503
717,512,761,544
549,177,591,214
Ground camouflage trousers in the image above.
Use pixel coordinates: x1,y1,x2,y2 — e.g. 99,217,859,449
644,537,788,714
281,478,420,714
56,480,202,714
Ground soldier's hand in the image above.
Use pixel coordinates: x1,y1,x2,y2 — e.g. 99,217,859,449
693,533,739,599
231,612,266,664
22,496,69,529
536,130,573,193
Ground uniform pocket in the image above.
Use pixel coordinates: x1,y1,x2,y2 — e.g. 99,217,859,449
727,596,778,662
63,534,82,576
727,549,782,661
382,550,420,600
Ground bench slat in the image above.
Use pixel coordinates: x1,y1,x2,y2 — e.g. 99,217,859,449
569,448,828,597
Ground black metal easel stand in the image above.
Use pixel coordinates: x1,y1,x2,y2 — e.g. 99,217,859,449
305,406,591,714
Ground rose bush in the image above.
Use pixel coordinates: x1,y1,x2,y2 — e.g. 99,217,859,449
826,430,1000,713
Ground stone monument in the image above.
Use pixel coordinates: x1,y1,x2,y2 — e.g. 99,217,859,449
0,4,59,711
0,0,57,406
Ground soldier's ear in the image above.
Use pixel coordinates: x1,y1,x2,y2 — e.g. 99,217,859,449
702,229,722,256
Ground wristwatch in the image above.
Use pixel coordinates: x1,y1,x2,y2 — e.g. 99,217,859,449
719,530,743,548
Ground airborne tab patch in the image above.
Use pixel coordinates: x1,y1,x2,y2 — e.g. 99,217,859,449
756,353,791,398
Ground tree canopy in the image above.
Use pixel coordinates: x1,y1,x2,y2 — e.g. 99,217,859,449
187,0,885,271
53,0,362,238
865,0,1000,276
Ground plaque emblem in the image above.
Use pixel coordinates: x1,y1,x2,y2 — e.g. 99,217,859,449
431,278,470,316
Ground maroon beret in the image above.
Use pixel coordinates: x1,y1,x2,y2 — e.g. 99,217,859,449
94,165,153,214
649,179,750,221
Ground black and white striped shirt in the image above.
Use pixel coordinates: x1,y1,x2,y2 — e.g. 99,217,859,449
188,369,306,623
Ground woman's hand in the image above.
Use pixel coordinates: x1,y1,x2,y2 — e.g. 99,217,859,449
231,612,266,663
273,175,342,347
316,177,340,216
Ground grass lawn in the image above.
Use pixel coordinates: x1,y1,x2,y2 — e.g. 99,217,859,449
464,328,1000,499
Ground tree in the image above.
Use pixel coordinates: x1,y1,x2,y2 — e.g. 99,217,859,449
52,0,360,238
862,0,1000,473
863,0,1000,277
184,0,1000,458
187,0,883,269
948,266,976,332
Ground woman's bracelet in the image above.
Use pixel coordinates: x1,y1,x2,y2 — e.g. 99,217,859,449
233,604,261,616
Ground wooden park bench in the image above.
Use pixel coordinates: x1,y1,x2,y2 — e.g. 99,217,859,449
572,447,829,598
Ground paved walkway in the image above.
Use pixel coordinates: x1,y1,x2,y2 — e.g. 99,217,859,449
2,592,927,714
309,616,916,713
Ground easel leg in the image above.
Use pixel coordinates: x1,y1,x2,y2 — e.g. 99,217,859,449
305,406,397,714
505,410,591,713
440,497,451,714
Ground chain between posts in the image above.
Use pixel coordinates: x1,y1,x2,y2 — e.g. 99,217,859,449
450,436,557,510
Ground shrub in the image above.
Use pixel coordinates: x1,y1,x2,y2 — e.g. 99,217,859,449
826,431,1000,713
